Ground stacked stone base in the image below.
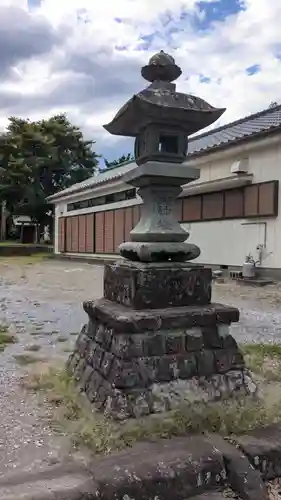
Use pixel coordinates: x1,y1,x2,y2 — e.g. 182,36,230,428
67,297,257,420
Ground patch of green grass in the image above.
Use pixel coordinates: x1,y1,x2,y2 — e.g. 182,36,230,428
24,344,41,352
241,343,281,380
0,326,17,350
14,354,45,366
0,253,51,266
241,343,281,358
23,365,281,455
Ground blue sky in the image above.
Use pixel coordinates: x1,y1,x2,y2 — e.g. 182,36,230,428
0,0,280,167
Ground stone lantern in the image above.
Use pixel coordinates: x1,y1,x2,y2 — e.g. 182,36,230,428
103,50,226,264
67,51,256,420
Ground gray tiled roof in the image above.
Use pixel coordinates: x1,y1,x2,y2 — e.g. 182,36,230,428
47,160,137,201
48,104,281,202
188,103,281,156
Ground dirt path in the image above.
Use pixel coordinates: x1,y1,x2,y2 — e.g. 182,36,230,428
1,257,281,476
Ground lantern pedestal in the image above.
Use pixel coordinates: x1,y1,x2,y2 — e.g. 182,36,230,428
67,284,255,420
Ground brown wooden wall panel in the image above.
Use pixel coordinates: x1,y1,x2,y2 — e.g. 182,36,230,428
78,215,86,253
104,211,114,253
124,207,134,241
183,196,201,221
66,217,72,252
95,212,105,253
202,192,224,220
244,185,258,216
114,208,125,251
258,181,278,216
225,189,244,218
85,214,94,253
133,205,141,226
71,216,79,253
58,217,66,252
62,181,279,255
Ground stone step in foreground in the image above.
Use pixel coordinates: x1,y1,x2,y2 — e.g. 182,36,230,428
0,429,277,500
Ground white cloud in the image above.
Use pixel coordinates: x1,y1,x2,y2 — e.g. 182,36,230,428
0,0,281,159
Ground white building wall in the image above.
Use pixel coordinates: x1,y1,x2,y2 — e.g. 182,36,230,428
52,134,281,270
184,136,281,269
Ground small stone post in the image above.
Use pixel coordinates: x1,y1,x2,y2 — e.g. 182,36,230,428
68,51,256,419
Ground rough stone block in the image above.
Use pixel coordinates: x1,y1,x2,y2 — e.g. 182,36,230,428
214,349,245,374
76,331,90,356
165,333,185,354
83,298,240,334
177,353,197,379
95,324,113,349
202,326,222,349
86,340,98,365
185,328,204,351
103,261,212,309
100,351,114,377
111,334,144,359
197,350,215,377
88,435,226,500
155,355,179,382
233,423,281,480
138,357,157,383
217,324,238,349
109,358,144,389
93,345,105,369
87,318,97,339
143,333,165,356
70,298,252,419
207,434,268,500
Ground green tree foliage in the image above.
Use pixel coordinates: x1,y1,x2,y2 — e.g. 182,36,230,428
0,114,99,226
104,152,134,169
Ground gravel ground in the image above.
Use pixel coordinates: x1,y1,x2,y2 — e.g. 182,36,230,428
1,257,281,478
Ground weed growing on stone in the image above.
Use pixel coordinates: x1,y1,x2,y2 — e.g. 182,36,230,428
24,366,118,454
0,325,17,350
23,364,281,455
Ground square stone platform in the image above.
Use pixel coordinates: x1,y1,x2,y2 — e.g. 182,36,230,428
104,261,212,309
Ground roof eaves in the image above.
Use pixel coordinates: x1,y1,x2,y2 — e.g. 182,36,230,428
187,124,281,159
188,103,281,145
47,160,136,203
47,173,123,202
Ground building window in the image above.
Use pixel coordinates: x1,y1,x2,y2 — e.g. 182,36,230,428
67,188,136,212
